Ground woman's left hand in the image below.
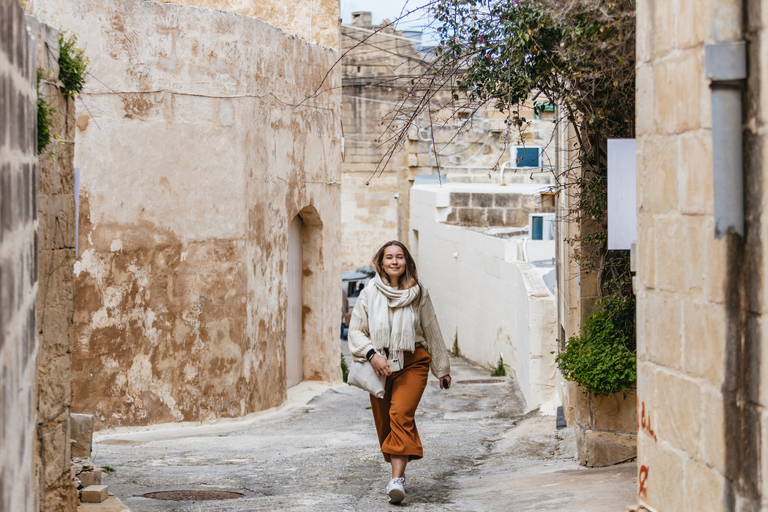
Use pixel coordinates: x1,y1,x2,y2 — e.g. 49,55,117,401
439,375,451,389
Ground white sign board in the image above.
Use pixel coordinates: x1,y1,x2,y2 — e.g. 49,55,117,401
607,139,637,250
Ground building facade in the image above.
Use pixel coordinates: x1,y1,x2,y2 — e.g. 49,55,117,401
31,0,343,429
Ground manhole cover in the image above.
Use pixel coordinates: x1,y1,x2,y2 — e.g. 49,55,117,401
456,379,507,384
142,490,244,501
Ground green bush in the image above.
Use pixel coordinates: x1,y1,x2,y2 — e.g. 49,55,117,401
58,32,88,96
36,69,53,154
556,293,636,398
341,354,349,383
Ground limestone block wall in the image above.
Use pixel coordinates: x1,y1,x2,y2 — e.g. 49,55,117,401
26,16,79,511
635,0,739,509
0,2,39,510
410,185,558,413
35,0,342,429
340,15,557,270
445,189,555,228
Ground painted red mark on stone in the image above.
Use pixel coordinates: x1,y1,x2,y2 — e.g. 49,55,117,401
638,465,650,499
639,401,657,442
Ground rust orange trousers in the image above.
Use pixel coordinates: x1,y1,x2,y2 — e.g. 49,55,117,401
370,346,431,462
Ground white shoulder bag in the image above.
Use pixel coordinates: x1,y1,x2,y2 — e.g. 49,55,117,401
348,360,386,399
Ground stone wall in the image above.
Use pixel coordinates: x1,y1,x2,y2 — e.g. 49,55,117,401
445,189,555,228
410,185,558,413
340,14,556,271
155,0,339,48
634,0,736,509
0,1,39,510
35,0,342,429
27,16,79,512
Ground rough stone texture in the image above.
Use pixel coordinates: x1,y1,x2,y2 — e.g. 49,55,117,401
0,2,39,510
25,15,79,512
70,414,94,459
34,0,342,429
445,192,555,228
566,381,637,467
340,15,556,270
634,0,759,510
155,0,339,49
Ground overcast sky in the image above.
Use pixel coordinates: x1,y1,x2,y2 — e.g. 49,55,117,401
340,0,438,37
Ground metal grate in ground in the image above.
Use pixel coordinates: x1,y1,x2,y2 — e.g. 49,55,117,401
141,490,245,501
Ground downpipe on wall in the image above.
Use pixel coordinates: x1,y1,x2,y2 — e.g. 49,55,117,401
706,41,747,238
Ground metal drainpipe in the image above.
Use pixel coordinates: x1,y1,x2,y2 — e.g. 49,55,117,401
705,42,747,238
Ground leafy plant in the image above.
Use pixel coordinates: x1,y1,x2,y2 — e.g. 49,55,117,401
100,466,115,473
58,32,89,96
341,353,349,383
556,289,636,397
489,356,506,377
36,69,54,154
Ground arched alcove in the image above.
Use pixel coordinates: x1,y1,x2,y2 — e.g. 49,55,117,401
286,205,327,387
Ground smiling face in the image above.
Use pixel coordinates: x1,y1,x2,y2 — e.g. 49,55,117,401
382,245,406,285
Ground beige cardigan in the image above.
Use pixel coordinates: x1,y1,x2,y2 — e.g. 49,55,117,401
348,286,451,379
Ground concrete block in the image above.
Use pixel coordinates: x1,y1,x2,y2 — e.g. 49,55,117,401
450,193,470,207
458,208,485,226
71,414,94,459
583,430,637,467
487,208,505,226
637,214,655,290
654,217,685,292
700,388,726,474
493,193,521,208
641,290,682,369
683,459,726,510
636,64,654,137
78,470,102,488
654,371,701,458
641,441,685,511
639,136,678,214
470,193,493,208
651,0,676,58
81,485,109,503
679,131,713,215
682,300,725,386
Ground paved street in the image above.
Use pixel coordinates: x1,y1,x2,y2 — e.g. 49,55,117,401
92,353,636,511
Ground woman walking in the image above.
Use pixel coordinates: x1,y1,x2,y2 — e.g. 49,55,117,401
348,240,452,504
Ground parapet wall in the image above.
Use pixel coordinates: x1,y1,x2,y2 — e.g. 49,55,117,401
0,2,39,510
410,185,558,413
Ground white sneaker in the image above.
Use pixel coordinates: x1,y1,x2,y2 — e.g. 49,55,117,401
386,477,405,504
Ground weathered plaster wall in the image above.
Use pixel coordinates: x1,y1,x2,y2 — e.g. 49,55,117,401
0,1,38,509
634,0,732,508
35,0,342,428
27,15,79,511
155,0,340,48
410,185,558,413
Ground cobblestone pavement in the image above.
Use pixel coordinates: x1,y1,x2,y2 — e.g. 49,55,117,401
92,351,636,511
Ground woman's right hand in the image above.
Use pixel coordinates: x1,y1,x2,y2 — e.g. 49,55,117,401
370,354,391,377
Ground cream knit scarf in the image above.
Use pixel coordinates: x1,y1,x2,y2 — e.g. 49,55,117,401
367,274,420,364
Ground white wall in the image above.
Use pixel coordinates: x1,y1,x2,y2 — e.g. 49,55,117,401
410,185,558,413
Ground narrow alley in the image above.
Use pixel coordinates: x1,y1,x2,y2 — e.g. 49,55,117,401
91,355,635,511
